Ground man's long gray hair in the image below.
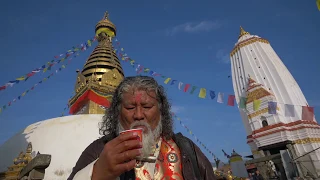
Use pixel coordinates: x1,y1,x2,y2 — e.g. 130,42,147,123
99,76,174,140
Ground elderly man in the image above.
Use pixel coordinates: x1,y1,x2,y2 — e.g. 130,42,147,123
68,76,215,180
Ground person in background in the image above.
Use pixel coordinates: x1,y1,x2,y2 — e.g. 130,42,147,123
254,170,264,180
68,76,216,180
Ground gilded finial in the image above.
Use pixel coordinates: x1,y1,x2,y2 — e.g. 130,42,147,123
103,11,109,20
238,26,250,39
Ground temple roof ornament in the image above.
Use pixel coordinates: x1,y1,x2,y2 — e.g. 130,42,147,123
238,26,250,39
68,11,124,115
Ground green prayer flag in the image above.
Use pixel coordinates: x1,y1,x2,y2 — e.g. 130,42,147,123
239,97,247,109
190,86,197,94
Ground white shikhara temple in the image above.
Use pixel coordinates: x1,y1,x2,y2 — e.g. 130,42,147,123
230,27,320,178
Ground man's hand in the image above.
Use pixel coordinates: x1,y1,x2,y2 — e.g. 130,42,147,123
92,132,142,180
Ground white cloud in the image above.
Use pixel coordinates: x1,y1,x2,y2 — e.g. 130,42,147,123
166,20,221,36
171,105,185,114
215,49,230,64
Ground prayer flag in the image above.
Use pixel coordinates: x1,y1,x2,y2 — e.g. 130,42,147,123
144,68,150,73
137,66,144,74
0,86,6,91
16,76,25,81
170,80,177,85
239,97,247,109
184,84,190,92
43,68,48,72
217,92,224,103
22,92,26,97
227,95,235,106
210,91,215,99
178,82,183,90
199,88,206,98
164,78,171,84
302,106,314,121
253,100,261,111
190,86,197,94
130,60,135,66
27,72,36,77
62,65,66,68
87,40,92,47
285,104,295,117
268,101,277,114
317,0,320,11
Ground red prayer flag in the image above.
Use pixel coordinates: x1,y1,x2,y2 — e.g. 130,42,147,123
0,86,6,91
227,95,235,106
184,84,190,92
302,106,314,121
27,72,36,77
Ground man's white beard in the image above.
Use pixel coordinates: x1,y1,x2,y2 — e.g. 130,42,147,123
118,120,162,157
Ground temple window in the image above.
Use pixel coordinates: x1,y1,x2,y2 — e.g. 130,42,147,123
261,116,268,127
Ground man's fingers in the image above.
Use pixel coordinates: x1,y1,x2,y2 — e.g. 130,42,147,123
112,132,140,146
115,139,142,153
114,159,137,174
115,149,142,163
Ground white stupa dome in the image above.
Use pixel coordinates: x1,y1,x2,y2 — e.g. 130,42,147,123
0,114,104,180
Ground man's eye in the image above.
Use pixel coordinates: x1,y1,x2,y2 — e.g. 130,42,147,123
144,106,152,109
126,107,135,110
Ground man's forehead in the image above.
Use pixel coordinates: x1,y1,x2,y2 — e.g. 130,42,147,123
122,89,157,101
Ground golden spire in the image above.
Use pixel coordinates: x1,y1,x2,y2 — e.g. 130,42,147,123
238,26,250,39
68,11,124,115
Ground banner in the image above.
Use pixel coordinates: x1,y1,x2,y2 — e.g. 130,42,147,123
0,37,96,92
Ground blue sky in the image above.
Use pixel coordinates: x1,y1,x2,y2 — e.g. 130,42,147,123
0,0,319,163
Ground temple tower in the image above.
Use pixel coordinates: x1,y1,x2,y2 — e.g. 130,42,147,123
68,11,124,115
230,27,320,177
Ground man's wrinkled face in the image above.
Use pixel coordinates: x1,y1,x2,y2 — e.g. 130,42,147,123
119,89,161,134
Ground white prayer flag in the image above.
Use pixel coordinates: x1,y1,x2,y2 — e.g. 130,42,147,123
217,92,224,103
178,82,183,90
285,104,295,117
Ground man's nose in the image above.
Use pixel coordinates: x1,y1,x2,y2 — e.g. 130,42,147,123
133,107,144,120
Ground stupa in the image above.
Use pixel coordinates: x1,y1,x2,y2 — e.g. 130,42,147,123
230,27,320,178
0,11,124,180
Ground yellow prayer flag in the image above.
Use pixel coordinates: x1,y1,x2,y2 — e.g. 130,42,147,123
317,0,320,11
189,130,192,135
16,76,25,81
164,78,171,84
177,117,180,120
199,88,206,98
253,99,261,111
87,40,92,47
43,78,47,81
43,68,48,72
122,57,125,60
121,48,124,51
22,92,26,96
62,65,66,68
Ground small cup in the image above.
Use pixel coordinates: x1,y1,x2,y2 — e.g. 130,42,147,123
120,128,143,143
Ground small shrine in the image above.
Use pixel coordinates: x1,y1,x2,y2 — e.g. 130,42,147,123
0,143,33,180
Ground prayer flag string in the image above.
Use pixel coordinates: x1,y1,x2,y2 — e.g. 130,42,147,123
112,38,316,120
0,37,96,92
0,41,95,115
171,112,216,158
